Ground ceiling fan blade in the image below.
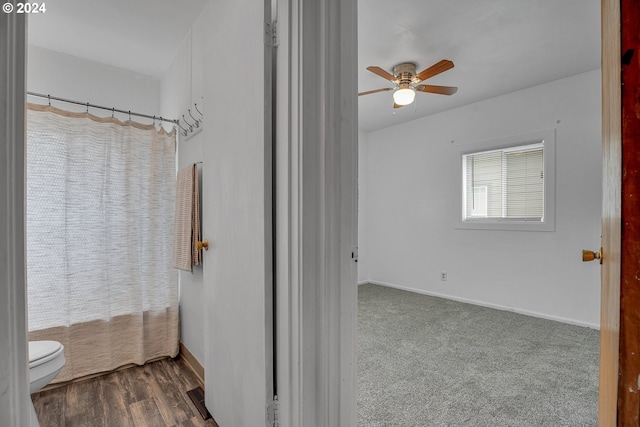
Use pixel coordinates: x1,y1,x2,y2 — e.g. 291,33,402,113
366,66,397,82
415,85,458,95
393,103,406,109
358,87,394,96
416,60,454,82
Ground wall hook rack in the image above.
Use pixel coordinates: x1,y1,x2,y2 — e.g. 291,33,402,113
180,100,204,141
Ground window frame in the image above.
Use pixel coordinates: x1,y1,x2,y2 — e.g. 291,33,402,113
456,129,556,231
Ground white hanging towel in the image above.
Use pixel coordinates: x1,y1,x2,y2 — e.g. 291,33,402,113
173,164,201,271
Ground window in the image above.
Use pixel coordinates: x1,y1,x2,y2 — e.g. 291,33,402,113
470,185,488,217
458,130,555,231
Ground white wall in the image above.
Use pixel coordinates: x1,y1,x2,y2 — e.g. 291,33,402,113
161,20,206,365
358,129,369,283
27,45,160,122
360,70,602,328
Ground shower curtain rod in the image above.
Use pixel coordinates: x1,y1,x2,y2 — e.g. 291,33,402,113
27,91,178,125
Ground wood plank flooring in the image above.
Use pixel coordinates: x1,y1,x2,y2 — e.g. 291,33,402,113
31,357,219,427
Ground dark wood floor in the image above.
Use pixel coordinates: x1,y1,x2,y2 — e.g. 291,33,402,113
31,357,219,427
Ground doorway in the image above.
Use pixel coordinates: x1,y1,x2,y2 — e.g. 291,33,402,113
356,1,604,425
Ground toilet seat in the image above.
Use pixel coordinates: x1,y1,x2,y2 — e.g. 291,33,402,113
29,340,63,368
28,340,66,426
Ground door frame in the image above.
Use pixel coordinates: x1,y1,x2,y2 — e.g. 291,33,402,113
275,0,359,424
277,0,622,425
616,0,640,423
0,9,30,427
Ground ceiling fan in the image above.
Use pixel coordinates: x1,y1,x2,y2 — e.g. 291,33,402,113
359,60,458,108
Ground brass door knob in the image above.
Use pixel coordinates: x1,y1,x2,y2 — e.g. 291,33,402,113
197,240,209,251
582,248,602,264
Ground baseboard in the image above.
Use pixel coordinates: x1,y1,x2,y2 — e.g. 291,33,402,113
367,280,600,330
179,342,205,384
357,280,369,286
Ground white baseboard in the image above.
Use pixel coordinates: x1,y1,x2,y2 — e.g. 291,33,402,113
366,280,600,330
357,280,369,286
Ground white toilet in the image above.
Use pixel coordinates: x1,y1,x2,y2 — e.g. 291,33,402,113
28,341,65,427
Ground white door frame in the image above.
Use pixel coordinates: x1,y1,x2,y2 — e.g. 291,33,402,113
0,9,30,427
275,0,359,424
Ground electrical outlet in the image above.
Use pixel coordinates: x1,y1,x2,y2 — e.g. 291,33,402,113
440,272,447,281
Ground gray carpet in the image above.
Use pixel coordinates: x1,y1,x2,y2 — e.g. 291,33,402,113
358,284,599,427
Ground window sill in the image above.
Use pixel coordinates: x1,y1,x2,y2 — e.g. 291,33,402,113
455,220,555,232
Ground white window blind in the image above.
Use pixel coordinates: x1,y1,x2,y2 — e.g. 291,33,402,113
463,142,544,222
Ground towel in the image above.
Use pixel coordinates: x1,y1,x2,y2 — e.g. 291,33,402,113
192,165,202,267
173,164,201,271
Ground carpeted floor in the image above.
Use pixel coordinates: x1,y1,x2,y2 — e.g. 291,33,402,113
358,284,599,427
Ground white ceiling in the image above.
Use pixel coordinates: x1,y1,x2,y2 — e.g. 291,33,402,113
358,0,601,131
27,0,208,78
27,0,601,133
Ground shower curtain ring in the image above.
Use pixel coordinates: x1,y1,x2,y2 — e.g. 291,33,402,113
112,108,115,118
47,94,51,106
86,102,89,113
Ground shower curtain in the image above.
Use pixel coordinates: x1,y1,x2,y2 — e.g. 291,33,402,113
26,104,178,383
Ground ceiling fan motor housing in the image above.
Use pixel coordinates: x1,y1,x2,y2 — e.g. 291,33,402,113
393,62,419,88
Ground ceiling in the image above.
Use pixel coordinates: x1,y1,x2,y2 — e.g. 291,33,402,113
27,0,601,132
358,0,601,131
27,0,209,78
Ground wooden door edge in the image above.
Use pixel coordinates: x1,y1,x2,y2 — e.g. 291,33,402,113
598,0,622,425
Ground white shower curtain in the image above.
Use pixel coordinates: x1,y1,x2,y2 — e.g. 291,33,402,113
26,103,178,383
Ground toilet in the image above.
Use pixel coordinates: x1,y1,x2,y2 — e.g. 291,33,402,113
28,341,65,426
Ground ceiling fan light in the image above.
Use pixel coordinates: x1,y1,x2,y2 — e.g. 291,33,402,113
393,88,415,105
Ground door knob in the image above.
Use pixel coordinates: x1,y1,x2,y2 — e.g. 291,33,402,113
197,239,209,251
582,248,602,264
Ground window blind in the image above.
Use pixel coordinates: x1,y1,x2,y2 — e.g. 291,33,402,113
463,142,544,221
